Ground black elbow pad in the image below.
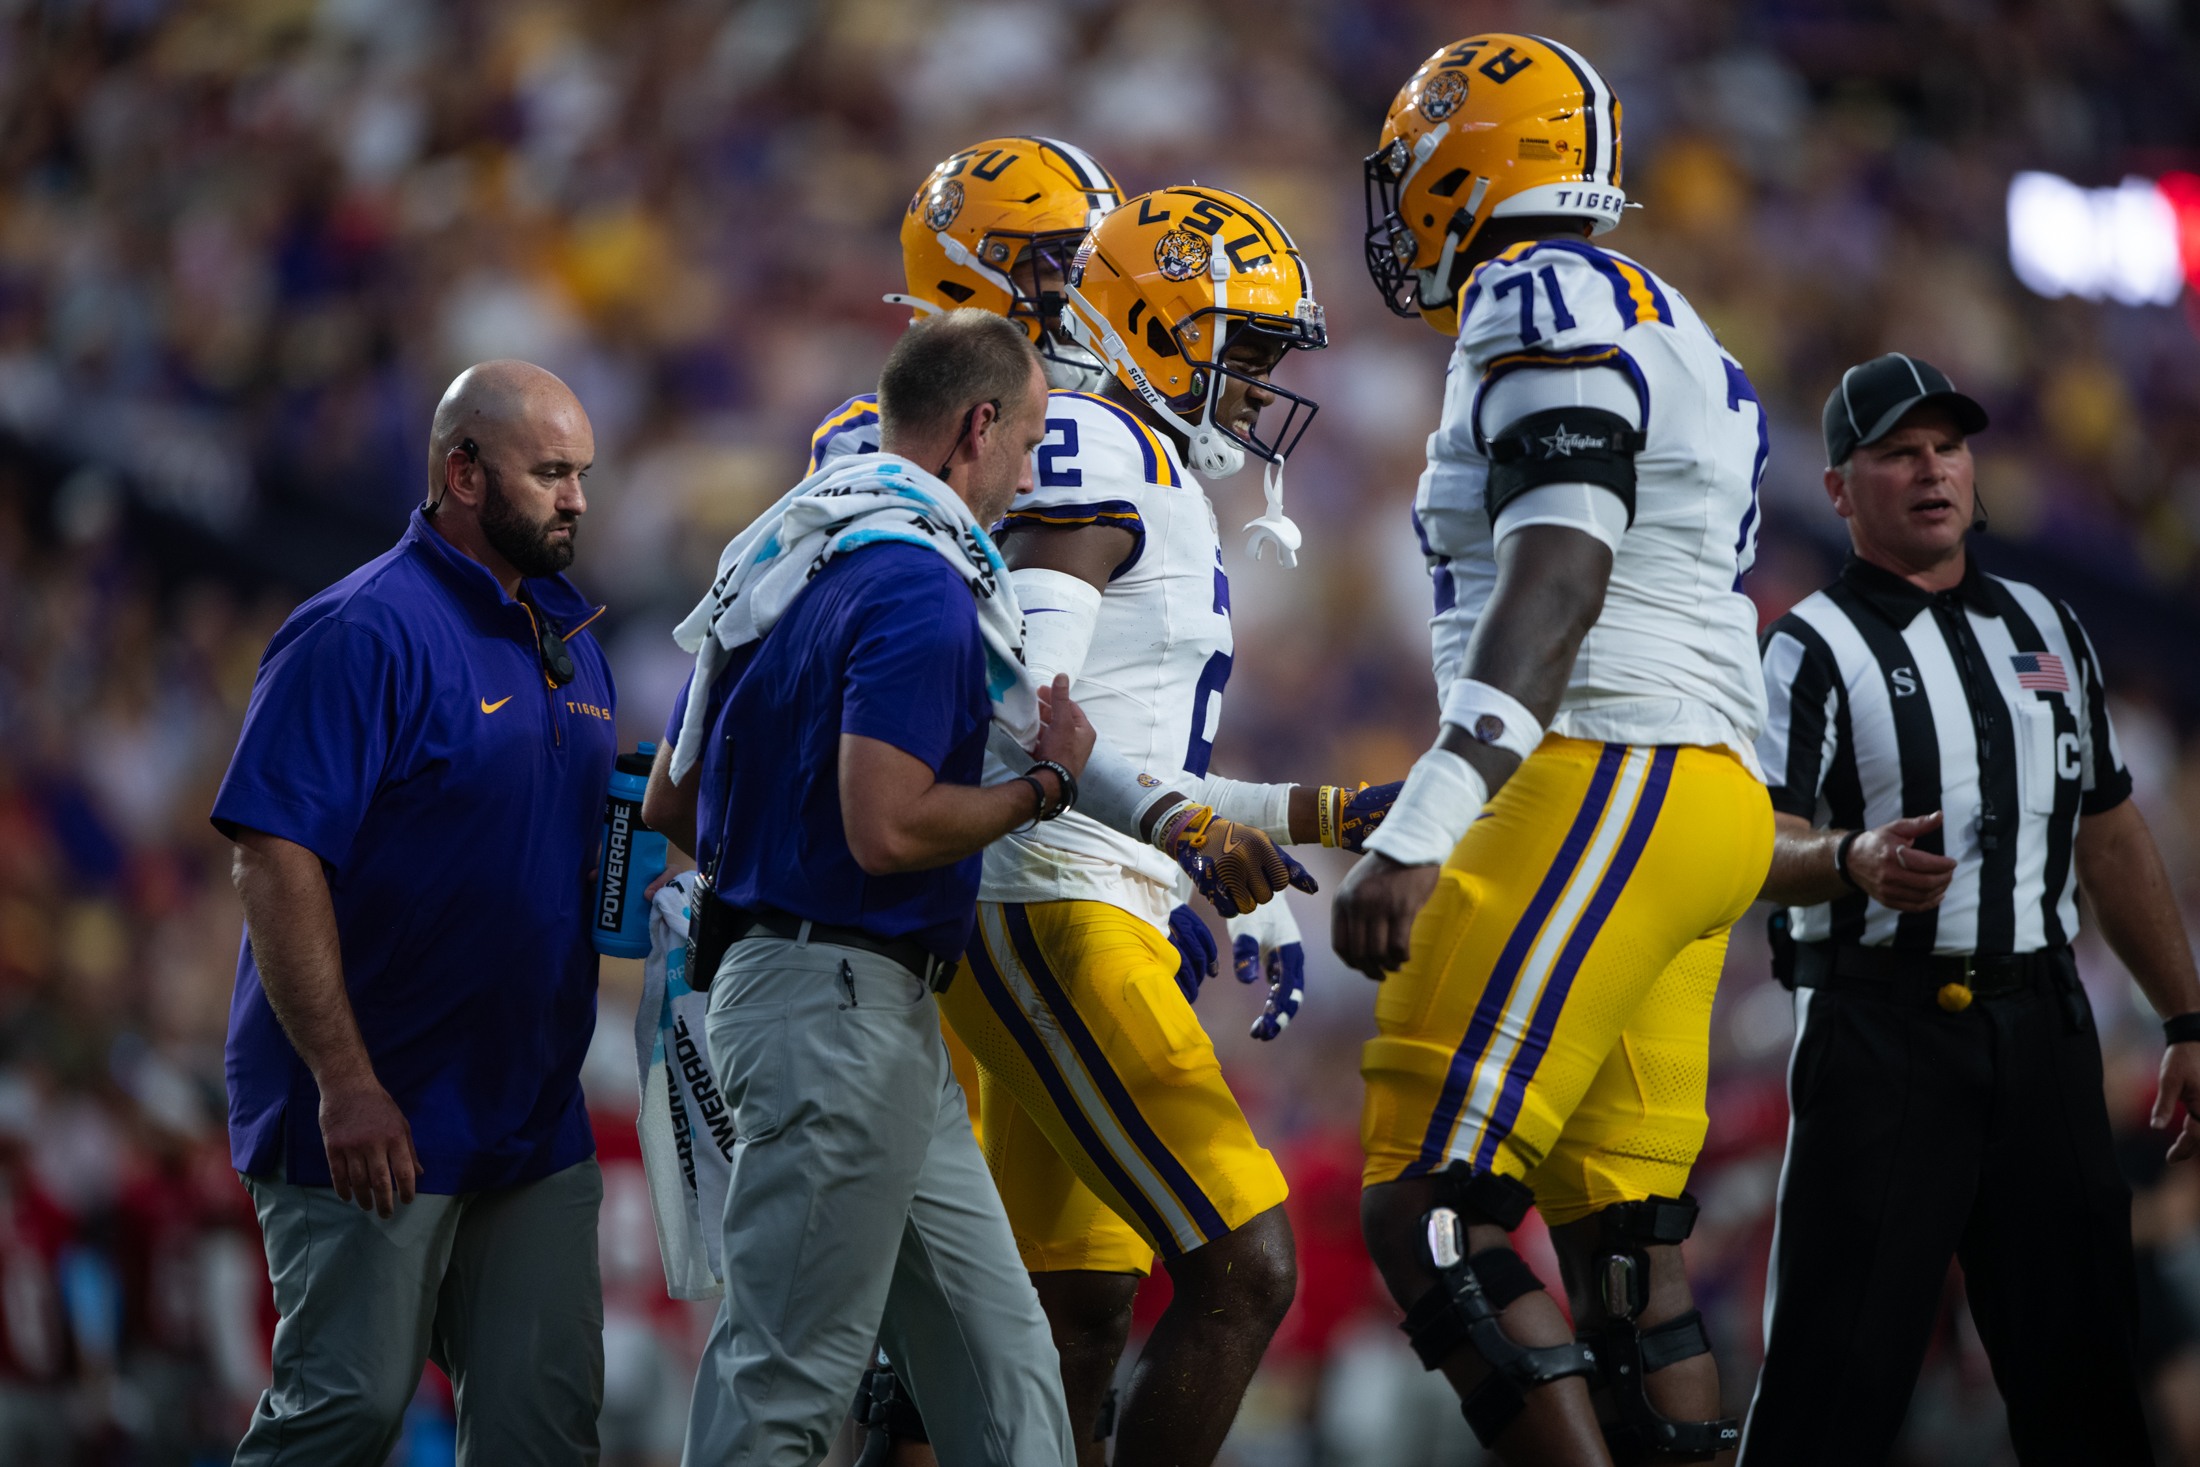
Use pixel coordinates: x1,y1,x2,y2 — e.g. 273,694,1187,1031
1485,408,1644,528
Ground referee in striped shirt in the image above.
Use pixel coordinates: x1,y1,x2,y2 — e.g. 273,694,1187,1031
1739,353,2200,1465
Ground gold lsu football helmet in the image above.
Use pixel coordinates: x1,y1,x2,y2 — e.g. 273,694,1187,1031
1061,186,1327,565
892,136,1124,391
1365,34,1628,335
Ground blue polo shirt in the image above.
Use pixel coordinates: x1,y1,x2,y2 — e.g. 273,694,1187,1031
213,509,618,1193
668,541,992,961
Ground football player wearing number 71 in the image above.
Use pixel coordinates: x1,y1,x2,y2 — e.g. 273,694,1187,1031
1331,33,1776,1467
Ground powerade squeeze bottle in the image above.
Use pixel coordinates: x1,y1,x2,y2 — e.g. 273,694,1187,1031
594,741,666,958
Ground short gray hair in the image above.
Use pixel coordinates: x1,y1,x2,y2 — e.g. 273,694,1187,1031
876,309,1041,445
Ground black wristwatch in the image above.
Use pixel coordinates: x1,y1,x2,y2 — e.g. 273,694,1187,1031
2164,1013,2200,1046
1833,829,1864,892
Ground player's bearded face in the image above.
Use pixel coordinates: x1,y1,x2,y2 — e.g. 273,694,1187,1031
481,460,580,577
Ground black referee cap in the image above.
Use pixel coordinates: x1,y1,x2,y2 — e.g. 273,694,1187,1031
1823,353,1989,468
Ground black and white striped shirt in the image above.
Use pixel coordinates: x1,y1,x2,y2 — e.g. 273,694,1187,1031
1756,554,2131,956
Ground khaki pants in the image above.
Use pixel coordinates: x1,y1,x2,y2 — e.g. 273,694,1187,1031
235,1157,604,1467
682,932,1073,1467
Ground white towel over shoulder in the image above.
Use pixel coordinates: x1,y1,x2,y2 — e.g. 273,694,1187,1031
668,454,1039,783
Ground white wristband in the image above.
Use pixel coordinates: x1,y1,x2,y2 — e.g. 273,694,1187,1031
1361,747,1488,867
1199,776,1296,844
1440,679,1545,763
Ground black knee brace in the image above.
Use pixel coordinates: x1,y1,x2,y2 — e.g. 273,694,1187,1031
1400,1166,1598,1447
1577,1194,1738,1463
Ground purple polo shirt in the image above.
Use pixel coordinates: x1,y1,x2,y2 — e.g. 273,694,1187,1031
212,508,618,1192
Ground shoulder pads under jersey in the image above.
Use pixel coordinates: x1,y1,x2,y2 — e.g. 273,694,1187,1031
998,390,1178,577
808,394,881,474
1457,239,1678,373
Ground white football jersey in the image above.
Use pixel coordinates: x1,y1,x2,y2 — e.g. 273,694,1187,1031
1416,238,1769,765
979,391,1233,925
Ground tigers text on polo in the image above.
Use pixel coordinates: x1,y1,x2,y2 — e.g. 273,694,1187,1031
213,507,618,1193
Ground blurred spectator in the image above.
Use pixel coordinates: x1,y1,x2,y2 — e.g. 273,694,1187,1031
0,1,2197,1462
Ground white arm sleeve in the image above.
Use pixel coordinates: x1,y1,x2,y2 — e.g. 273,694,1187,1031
1476,365,1642,553
985,719,1172,840
1012,568,1102,682
1196,776,1296,845
1000,566,1190,837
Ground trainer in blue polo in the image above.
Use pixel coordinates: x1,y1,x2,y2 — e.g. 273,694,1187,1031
214,361,616,1467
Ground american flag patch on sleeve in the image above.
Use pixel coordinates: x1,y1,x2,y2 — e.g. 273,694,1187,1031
2010,652,2070,692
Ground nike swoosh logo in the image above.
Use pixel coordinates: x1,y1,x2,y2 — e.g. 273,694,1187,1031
481,696,512,714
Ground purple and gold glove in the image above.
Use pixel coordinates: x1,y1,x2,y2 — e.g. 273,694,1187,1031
1153,803,1318,919
1166,903,1219,1003
1227,896,1306,1040
1318,781,1405,854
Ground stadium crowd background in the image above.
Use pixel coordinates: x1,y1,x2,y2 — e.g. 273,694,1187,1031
1,0,2198,1462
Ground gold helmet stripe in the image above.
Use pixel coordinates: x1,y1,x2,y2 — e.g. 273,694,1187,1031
1535,35,1615,184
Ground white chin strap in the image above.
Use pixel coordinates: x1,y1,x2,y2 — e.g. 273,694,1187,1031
885,231,1018,317
1062,280,1239,477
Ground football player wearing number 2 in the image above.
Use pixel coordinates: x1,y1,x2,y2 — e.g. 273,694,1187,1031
1334,35,1775,1467
929,184,1398,1467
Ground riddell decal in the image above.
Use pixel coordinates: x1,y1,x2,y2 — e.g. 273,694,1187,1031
924,180,964,231
1154,229,1211,281
1419,70,1468,122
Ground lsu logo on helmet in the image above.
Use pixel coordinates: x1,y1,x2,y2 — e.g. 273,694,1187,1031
890,137,1124,391
1154,229,1211,281
1363,34,1628,335
921,180,964,231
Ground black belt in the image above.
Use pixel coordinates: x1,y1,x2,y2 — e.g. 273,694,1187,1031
740,909,956,992
1794,941,2077,1016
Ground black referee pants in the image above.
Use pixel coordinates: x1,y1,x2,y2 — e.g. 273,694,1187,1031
1739,963,2151,1465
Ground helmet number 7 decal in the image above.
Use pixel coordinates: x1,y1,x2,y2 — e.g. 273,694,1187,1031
1492,266,1577,345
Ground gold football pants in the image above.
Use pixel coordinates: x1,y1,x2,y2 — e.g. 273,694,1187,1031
942,899,1288,1273
1360,737,1773,1225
